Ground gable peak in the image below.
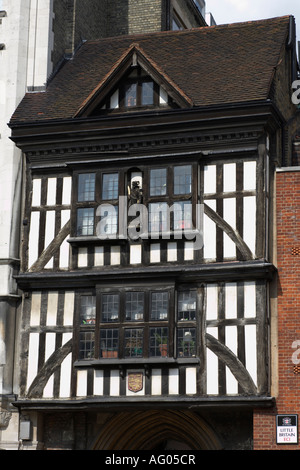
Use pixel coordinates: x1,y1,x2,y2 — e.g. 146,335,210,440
74,43,193,118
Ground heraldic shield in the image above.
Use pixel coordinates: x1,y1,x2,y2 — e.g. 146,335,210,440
128,372,143,393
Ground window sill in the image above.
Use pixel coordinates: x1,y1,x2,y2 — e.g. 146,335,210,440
68,230,199,245
74,357,199,368
68,236,127,245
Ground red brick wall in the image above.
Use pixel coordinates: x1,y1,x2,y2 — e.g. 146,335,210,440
253,168,300,449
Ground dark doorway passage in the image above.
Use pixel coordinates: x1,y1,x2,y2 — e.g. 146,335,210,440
152,439,193,450
92,410,222,450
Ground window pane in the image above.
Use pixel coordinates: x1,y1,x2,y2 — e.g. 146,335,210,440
102,173,119,200
173,201,192,230
101,294,119,322
125,292,144,321
78,173,95,201
178,291,197,321
125,83,137,107
150,168,167,196
174,165,192,194
149,327,168,357
80,295,96,324
77,208,94,235
142,81,154,105
149,202,169,233
100,329,119,358
177,328,196,357
151,292,168,320
79,331,95,360
98,205,118,235
124,328,143,357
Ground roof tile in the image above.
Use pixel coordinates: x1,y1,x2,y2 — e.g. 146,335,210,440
10,16,290,124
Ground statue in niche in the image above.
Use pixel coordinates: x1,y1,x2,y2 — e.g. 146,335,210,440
128,180,143,206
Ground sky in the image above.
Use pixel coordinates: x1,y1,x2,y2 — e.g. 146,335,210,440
205,0,300,44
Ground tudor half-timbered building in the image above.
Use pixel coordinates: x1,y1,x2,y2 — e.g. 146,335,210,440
8,16,299,450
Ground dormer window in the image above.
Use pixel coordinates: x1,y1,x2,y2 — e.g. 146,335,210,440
91,66,172,115
122,68,156,108
75,45,193,118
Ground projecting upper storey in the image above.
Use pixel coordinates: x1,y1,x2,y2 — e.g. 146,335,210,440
9,16,296,125
8,15,300,278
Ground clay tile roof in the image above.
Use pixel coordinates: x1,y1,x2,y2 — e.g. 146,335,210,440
9,16,291,124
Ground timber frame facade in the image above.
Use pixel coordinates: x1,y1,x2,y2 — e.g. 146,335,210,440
8,16,300,449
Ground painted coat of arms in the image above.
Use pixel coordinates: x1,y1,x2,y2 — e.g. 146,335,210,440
128,372,143,393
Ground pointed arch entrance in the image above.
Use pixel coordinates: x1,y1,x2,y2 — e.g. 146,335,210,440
92,410,222,450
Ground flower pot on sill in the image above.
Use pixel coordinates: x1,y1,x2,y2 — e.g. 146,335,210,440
159,344,168,357
102,350,118,358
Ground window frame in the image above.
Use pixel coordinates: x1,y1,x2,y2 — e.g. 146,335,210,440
145,163,196,235
176,289,198,358
74,169,122,238
76,285,202,362
76,284,176,361
72,161,197,240
116,67,160,110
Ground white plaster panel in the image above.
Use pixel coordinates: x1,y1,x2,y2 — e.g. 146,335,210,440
30,292,41,326
130,244,142,264
43,332,56,398
204,165,216,194
63,291,74,326
150,244,160,263
93,370,104,396
45,332,56,361
226,366,238,394
32,179,41,207
159,87,168,104
110,370,120,396
206,327,218,395
110,89,119,109
46,178,56,206
244,281,256,318
185,367,197,394
28,211,40,267
110,246,120,265
225,326,238,394
203,199,216,259
245,324,257,385
225,325,237,355
168,368,179,395
243,161,256,191
59,209,70,268
225,283,237,319
59,352,72,398
151,369,162,395
62,177,72,205
243,196,256,254
46,291,58,326
78,247,88,267
76,369,88,397
44,210,55,249
206,284,218,320
184,241,194,260
223,163,236,192
223,198,236,258
43,374,54,398
167,242,177,262
94,246,104,266
27,333,39,390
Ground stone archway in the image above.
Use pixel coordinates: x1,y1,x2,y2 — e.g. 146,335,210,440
92,409,222,450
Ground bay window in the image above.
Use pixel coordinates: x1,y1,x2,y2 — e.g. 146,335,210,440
74,161,196,239
77,286,198,361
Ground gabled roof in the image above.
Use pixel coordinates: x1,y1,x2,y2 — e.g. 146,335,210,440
75,42,194,117
10,16,291,124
